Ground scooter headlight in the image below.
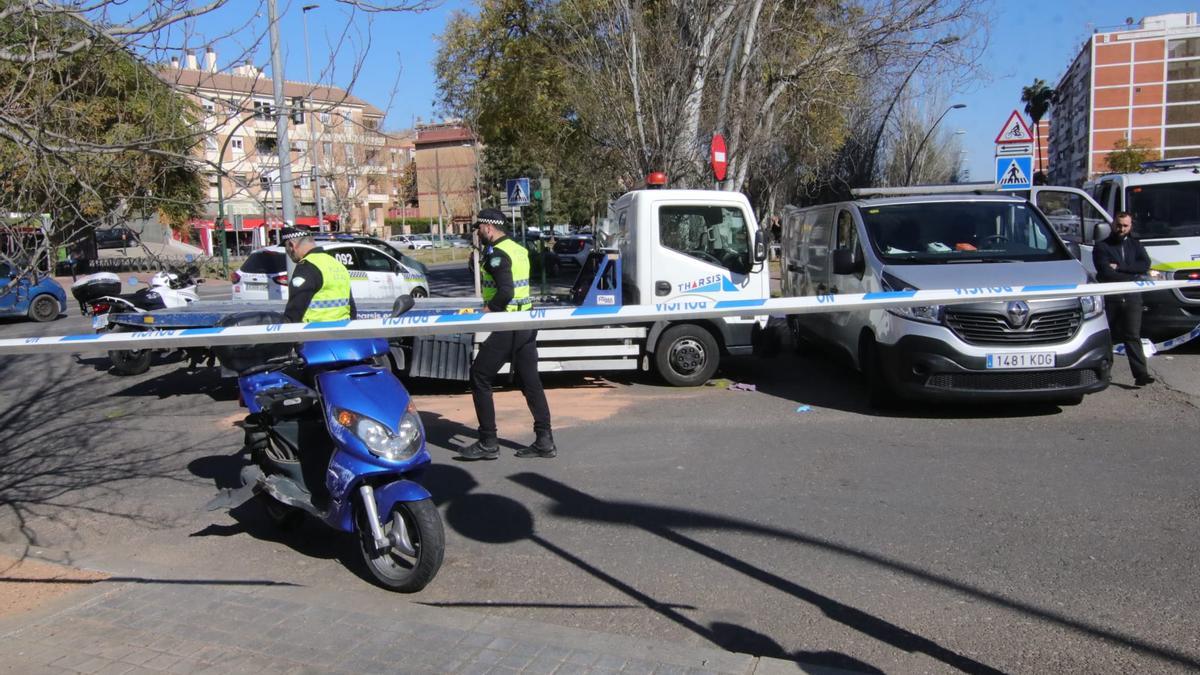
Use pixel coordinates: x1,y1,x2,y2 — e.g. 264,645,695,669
1080,295,1104,319
333,401,423,461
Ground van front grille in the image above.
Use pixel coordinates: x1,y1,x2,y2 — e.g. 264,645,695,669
926,369,1099,391
945,307,1081,346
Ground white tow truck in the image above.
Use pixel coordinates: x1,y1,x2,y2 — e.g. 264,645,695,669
96,179,774,386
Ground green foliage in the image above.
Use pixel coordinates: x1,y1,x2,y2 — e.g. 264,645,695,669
0,10,204,243
1105,138,1156,174
385,217,439,234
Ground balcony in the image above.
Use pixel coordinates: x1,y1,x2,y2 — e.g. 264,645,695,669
366,193,389,203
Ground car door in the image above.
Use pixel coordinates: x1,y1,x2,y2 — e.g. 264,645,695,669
0,263,16,314
828,207,868,344
1029,186,1111,277
352,245,398,298
326,246,371,299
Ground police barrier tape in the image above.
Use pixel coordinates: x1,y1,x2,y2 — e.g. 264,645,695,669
1113,322,1200,355
1,279,1197,357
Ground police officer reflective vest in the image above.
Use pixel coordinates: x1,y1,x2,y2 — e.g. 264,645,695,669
301,251,352,322
481,238,532,312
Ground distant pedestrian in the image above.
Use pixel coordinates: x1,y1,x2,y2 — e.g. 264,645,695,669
1093,211,1156,386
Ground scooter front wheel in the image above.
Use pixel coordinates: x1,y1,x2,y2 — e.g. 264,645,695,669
358,498,444,593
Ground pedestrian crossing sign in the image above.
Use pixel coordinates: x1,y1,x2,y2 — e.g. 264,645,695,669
506,178,530,206
995,156,1033,191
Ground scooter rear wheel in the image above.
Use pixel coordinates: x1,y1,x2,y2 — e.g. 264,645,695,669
358,498,444,593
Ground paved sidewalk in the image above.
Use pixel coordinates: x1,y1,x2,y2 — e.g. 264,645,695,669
0,577,826,675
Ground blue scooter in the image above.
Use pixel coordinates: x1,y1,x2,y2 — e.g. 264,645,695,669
208,296,444,592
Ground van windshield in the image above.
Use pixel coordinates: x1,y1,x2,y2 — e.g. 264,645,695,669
1126,181,1200,238
860,201,1068,264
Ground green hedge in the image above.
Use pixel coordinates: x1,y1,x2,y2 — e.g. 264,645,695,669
385,217,439,235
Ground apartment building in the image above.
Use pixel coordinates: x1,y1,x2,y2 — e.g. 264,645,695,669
161,50,390,247
414,122,482,235
385,131,419,223
1034,119,1050,175
1049,12,1200,187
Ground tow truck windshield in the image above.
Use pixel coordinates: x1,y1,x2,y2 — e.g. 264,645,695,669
1126,181,1200,238
862,201,1068,264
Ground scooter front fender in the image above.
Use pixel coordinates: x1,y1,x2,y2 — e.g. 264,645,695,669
329,478,431,532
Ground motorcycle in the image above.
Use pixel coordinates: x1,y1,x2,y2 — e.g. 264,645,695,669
72,267,205,375
207,296,445,592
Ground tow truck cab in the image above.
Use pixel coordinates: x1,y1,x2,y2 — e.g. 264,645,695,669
606,187,770,385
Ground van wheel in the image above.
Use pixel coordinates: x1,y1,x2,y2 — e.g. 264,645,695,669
28,295,60,322
860,336,896,408
655,324,719,387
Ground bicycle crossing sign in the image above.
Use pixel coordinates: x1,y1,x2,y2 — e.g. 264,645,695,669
994,110,1035,144
506,178,530,206
995,155,1033,190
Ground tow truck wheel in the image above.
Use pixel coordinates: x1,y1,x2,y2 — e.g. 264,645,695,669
28,295,60,322
655,324,719,387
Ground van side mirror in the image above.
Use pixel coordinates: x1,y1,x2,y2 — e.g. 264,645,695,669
833,249,857,276
754,230,767,262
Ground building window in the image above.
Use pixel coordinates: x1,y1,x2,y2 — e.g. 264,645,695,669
1167,104,1200,125
1168,81,1200,103
322,141,332,157
293,140,307,153
260,175,273,191
205,137,218,151
234,173,248,187
202,100,215,114
1167,59,1200,82
207,173,220,186
1165,125,1200,148
319,111,331,124
255,136,277,154
364,119,378,131
348,176,357,190
253,101,273,119
345,144,356,162
300,174,311,189
1168,37,1200,60
231,137,244,152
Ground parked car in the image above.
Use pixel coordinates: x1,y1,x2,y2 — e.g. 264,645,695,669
444,235,474,249
389,234,434,250
95,227,140,250
313,234,429,277
781,186,1111,406
554,234,594,267
0,261,67,322
232,242,429,303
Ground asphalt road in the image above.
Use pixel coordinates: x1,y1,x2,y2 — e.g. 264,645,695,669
1,269,1199,674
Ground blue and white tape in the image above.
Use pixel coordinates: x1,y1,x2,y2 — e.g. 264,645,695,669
1,279,1196,357
1113,322,1200,355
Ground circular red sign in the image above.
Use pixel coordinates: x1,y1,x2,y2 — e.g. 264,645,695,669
710,134,728,181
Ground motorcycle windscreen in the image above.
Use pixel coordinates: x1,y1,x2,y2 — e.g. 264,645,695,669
299,338,390,368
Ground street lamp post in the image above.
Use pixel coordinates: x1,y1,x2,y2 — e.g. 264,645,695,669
905,103,966,186
214,107,269,277
865,36,959,185
302,4,324,232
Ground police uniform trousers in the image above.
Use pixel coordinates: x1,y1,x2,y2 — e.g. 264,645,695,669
470,328,552,442
1109,293,1150,381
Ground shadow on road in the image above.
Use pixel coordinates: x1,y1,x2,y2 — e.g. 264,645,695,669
504,472,1199,673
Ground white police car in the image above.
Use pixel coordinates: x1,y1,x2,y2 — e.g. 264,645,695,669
232,242,429,302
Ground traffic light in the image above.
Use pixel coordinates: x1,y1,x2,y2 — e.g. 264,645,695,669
291,97,304,124
533,178,551,211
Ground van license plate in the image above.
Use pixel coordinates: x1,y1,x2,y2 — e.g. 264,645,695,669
986,352,1055,369
92,313,109,329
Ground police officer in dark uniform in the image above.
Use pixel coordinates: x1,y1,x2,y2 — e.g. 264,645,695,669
1093,211,1155,386
280,227,357,323
457,209,556,460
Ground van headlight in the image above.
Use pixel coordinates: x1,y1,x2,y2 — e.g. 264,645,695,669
333,401,423,461
887,304,944,324
1080,295,1104,319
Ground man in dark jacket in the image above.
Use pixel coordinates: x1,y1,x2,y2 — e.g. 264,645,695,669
1093,211,1156,386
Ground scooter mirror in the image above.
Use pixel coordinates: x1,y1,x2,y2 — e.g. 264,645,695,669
391,295,415,317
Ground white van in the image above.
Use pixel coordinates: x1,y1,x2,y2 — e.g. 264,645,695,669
782,187,1111,406
1075,158,1200,338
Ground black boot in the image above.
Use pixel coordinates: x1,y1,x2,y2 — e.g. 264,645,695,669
457,439,499,461
515,431,557,459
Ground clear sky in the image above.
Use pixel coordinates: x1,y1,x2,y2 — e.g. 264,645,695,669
186,0,1191,180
